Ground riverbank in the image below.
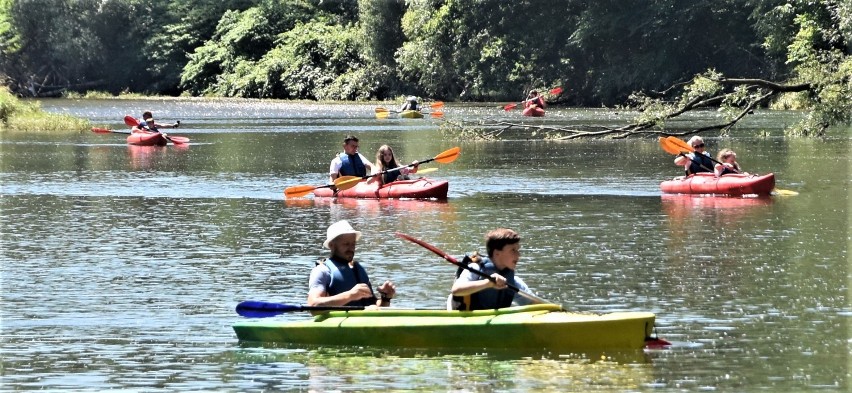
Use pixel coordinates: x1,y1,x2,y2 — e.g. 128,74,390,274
0,87,90,133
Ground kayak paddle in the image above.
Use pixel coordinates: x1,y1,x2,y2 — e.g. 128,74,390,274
236,301,367,318
124,115,190,145
91,127,130,135
334,147,460,190
503,87,563,111
284,175,364,199
394,232,557,307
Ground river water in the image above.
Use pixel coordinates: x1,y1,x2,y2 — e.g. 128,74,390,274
1,98,848,391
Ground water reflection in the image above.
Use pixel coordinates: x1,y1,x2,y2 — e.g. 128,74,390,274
127,144,190,170
231,346,656,391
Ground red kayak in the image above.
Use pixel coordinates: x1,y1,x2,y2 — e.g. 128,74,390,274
660,173,775,196
127,130,167,146
522,106,545,117
313,177,449,199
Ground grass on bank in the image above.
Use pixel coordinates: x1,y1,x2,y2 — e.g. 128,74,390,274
1,86,90,133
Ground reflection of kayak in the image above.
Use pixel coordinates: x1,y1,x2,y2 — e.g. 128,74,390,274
523,106,545,117
233,304,656,351
127,130,167,146
313,177,449,199
661,194,774,209
399,110,424,119
660,173,775,195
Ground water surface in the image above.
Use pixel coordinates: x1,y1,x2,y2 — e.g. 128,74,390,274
1,98,848,391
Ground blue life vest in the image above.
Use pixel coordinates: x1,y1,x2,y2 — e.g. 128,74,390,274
322,258,376,307
687,152,714,175
452,255,518,311
383,168,402,184
338,153,367,177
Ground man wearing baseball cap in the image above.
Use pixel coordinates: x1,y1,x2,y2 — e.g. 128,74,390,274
307,220,397,309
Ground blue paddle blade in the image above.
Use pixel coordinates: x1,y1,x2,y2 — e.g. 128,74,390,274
235,301,367,318
235,301,303,318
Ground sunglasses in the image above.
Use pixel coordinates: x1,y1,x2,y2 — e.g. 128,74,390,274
693,143,705,148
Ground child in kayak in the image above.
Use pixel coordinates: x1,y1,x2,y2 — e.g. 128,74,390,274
715,148,748,176
448,228,537,311
372,145,419,185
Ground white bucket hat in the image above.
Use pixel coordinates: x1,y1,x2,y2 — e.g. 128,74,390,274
323,220,362,249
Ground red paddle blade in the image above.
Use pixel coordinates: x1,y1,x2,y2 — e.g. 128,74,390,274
167,136,190,144
645,337,672,349
503,103,518,111
549,87,564,96
124,115,139,127
91,127,112,134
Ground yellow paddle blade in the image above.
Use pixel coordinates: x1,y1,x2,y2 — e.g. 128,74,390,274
284,185,318,199
335,176,366,190
773,188,799,196
430,101,444,109
413,167,437,175
375,111,391,119
434,147,461,164
375,107,390,113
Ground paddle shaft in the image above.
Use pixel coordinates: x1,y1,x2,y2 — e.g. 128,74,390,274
394,232,555,306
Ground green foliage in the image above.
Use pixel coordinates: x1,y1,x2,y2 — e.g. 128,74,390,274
0,86,88,131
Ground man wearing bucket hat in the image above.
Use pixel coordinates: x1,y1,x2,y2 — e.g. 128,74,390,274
399,96,419,112
307,220,396,309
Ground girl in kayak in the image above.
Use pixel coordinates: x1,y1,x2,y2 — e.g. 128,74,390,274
448,228,536,311
372,145,419,185
673,136,714,175
714,148,747,176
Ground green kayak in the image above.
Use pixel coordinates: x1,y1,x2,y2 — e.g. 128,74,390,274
233,304,657,352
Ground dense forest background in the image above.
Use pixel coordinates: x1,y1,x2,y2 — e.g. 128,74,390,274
1,0,849,118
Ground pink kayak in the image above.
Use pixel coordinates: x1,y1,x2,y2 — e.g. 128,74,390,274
522,106,545,117
127,130,167,146
313,177,449,199
660,173,775,196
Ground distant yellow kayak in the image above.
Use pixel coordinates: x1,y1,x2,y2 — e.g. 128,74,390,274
399,109,424,119
233,304,658,351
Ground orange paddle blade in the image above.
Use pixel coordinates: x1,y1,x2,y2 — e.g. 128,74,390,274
284,185,318,199
430,111,444,118
375,107,390,113
434,147,461,164
665,136,694,153
659,137,682,155
430,101,444,109
91,127,112,134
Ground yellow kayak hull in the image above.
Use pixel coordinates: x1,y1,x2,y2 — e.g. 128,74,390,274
233,304,656,351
